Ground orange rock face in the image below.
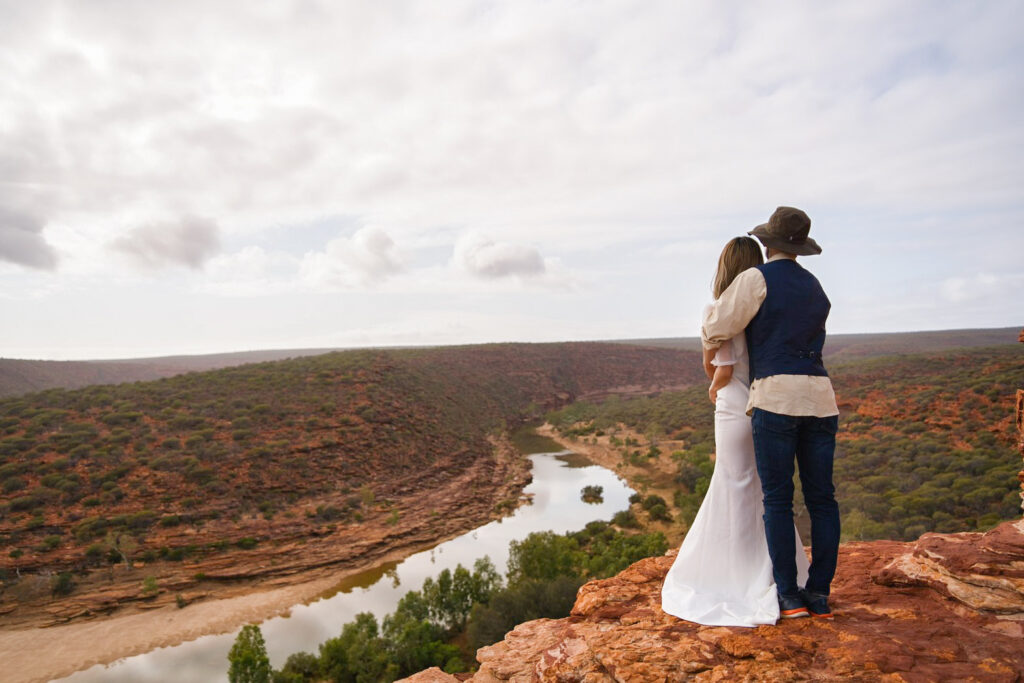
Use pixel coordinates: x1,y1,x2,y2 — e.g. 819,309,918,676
404,521,1024,682
1019,328,1023,515
1017,388,1024,515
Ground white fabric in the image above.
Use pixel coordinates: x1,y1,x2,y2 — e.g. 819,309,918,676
710,335,750,392
661,346,809,627
710,338,736,366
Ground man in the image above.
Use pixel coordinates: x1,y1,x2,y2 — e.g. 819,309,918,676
701,206,840,620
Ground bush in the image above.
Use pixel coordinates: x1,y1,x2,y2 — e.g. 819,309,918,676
611,509,640,528
51,571,75,597
641,494,667,510
647,503,672,522
9,494,41,512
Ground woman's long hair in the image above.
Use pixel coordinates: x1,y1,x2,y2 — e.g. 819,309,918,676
712,237,764,298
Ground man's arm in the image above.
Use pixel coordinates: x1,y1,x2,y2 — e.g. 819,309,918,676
701,268,767,351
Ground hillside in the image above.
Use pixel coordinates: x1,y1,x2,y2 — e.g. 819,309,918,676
618,326,1021,359
0,348,343,399
0,342,703,627
544,344,1023,545
2,327,1017,399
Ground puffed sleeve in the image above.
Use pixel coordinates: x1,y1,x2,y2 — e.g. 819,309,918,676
711,339,737,367
701,268,767,351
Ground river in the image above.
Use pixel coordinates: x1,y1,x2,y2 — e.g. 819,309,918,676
61,450,634,682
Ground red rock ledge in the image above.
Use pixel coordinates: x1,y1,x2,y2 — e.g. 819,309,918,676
405,519,1024,682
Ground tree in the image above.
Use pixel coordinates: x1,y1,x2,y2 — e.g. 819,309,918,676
104,530,137,569
319,612,396,682
466,575,583,649
273,651,318,683
506,532,580,585
228,624,271,683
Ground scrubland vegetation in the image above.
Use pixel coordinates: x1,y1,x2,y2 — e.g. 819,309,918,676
548,346,1022,542
0,343,698,582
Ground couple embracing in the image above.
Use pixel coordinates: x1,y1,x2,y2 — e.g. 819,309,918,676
661,207,840,625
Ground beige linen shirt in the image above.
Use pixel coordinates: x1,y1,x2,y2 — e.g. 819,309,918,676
701,254,839,417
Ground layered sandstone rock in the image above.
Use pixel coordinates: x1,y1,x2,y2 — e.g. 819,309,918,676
405,520,1024,682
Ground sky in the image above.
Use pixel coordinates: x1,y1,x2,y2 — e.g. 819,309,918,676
1,1,1022,360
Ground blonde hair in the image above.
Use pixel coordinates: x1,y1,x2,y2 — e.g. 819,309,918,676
712,237,764,298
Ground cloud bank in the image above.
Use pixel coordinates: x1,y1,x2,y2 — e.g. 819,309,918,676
0,206,58,270
110,217,221,270
0,1,1020,357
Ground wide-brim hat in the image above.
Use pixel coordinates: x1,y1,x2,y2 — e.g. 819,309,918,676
748,206,821,256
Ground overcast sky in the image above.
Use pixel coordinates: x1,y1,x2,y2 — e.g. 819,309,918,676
1,1,1022,360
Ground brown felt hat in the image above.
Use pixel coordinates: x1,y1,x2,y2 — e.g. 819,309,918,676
748,206,821,256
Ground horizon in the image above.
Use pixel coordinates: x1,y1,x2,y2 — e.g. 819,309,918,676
2,324,1019,363
2,2,1022,360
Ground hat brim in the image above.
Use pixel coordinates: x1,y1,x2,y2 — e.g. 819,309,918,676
748,224,822,256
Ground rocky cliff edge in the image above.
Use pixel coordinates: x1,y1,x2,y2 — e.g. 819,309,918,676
407,517,1024,682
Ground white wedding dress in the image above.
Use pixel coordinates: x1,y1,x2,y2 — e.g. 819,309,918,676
660,332,809,627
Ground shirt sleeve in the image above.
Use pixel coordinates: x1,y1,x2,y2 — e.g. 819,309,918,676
701,268,767,351
711,339,737,366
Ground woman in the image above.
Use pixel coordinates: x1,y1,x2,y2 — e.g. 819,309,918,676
660,237,809,627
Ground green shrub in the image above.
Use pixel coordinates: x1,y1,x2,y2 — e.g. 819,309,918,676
2,476,26,493
647,503,672,522
51,571,75,597
611,509,639,528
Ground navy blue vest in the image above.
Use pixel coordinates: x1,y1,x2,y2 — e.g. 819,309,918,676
745,259,830,383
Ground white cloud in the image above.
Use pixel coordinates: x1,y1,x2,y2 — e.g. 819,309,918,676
109,216,221,270
199,245,299,296
941,272,1024,304
454,232,545,279
299,226,404,289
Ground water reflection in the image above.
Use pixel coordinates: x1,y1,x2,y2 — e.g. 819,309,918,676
61,451,633,682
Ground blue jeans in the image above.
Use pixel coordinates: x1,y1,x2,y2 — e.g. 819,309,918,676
751,409,840,597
